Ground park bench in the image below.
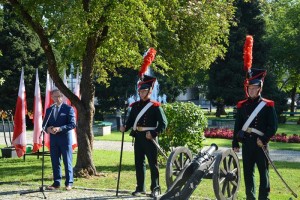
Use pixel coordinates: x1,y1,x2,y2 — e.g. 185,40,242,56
210,118,235,129
23,148,51,161
23,148,77,161
200,107,210,113
226,112,235,119
282,111,300,116
94,121,113,136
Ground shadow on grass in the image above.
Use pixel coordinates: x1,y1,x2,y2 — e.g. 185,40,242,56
95,164,135,173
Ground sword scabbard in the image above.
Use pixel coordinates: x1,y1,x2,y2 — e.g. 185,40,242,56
261,146,298,198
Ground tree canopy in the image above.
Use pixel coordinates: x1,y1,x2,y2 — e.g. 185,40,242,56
263,0,300,112
0,5,46,111
4,0,236,176
207,0,287,116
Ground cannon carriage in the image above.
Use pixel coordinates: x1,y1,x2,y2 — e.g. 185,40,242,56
159,143,241,200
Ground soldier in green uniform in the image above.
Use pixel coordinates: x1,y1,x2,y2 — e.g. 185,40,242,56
120,75,168,197
232,68,278,200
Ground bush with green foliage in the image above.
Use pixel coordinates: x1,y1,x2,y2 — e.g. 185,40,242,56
160,102,207,154
0,78,4,85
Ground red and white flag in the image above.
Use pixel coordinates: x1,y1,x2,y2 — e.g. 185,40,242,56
74,68,81,99
44,71,54,113
43,71,53,150
71,68,80,150
32,69,43,153
63,69,71,105
12,68,27,157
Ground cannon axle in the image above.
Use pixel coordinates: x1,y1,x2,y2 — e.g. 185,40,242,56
162,145,241,200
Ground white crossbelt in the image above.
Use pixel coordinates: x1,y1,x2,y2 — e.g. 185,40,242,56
135,127,156,132
245,127,264,136
242,101,266,136
133,102,154,131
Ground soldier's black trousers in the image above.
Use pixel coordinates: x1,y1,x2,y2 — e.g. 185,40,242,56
242,135,270,200
134,131,159,192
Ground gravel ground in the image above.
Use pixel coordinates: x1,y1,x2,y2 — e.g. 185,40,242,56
0,182,153,200
1,131,300,199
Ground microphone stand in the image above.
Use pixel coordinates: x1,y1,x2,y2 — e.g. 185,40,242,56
20,106,55,199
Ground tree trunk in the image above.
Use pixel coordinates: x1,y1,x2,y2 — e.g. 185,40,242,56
216,103,226,117
73,107,97,177
290,85,297,116
8,0,105,178
73,35,99,177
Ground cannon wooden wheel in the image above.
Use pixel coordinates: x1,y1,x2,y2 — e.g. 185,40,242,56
165,146,193,189
213,148,240,200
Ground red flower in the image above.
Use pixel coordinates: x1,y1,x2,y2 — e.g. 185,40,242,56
205,129,300,143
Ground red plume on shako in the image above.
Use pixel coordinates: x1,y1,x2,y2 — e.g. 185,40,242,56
243,35,267,97
243,35,253,73
138,48,157,90
138,48,157,78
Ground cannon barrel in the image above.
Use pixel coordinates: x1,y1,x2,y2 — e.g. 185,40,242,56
157,144,218,200
195,143,218,164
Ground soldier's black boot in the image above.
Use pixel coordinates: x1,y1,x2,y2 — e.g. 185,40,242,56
132,190,146,196
150,186,161,197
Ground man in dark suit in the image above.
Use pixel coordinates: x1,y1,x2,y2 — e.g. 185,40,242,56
44,89,76,191
120,75,168,198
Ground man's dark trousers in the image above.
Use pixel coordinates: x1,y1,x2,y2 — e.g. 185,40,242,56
242,135,270,200
134,131,159,192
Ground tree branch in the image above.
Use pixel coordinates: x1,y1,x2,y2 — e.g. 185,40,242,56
7,0,81,106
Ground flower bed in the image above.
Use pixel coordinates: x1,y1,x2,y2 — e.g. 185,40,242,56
204,128,300,143
204,128,233,139
270,133,300,143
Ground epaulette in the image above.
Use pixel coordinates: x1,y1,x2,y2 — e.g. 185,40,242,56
236,99,248,109
150,100,161,107
262,98,275,107
129,101,138,107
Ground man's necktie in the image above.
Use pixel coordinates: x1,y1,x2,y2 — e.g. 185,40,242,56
54,106,59,120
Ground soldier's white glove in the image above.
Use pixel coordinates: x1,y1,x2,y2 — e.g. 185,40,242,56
257,138,264,147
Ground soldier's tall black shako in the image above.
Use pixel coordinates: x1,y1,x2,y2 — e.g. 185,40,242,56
232,35,278,200
121,48,168,198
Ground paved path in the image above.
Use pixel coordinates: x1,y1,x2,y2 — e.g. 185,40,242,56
1,131,300,162
93,140,300,162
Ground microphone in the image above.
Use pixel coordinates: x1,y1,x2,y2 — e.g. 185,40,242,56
51,103,57,108
41,103,57,138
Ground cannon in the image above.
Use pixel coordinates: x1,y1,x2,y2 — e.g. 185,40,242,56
158,143,241,200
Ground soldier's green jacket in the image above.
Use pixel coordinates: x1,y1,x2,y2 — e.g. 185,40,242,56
232,96,278,148
125,99,167,138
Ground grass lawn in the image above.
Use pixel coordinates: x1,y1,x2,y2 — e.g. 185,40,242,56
0,117,298,199
277,124,300,135
0,150,299,200
95,124,300,151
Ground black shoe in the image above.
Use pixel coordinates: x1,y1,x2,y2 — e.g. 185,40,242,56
150,187,160,197
46,185,60,190
132,190,146,196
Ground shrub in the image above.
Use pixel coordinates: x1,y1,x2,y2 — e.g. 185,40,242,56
160,102,207,154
